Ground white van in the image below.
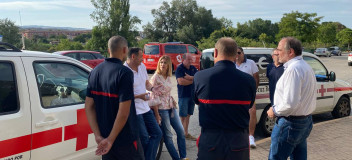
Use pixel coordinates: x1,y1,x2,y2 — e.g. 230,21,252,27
201,48,352,136
0,42,99,160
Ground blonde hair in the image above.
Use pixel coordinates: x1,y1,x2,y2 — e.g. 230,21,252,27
156,55,172,77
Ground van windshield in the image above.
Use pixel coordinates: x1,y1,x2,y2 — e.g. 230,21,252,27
144,45,160,55
165,45,187,54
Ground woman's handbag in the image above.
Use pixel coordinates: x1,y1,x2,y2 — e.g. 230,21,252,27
148,95,161,106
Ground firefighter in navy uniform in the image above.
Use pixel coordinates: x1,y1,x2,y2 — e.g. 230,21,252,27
194,37,256,160
85,36,144,160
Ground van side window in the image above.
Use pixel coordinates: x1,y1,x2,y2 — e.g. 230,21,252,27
144,45,160,55
303,56,328,80
33,62,89,108
0,62,19,115
165,45,187,54
188,46,197,54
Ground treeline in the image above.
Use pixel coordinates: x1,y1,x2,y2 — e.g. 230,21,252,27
1,0,352,54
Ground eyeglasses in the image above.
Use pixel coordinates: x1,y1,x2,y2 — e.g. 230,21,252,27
237,51,242,54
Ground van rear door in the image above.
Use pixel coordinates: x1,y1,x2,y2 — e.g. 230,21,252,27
163,44,187,71
143,44,160,71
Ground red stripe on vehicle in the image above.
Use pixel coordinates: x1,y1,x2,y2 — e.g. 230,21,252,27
327,88,335,92
91,91,118,98
199,99,251,105
32,127,62,150
256,94,269,99
0,135,31,158
334,87,352,92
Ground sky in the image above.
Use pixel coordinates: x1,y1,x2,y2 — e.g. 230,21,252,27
0,0,351,30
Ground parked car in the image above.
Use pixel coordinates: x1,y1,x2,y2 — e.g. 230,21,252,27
53,50,105,68
314,48,331,57
200,48,214,70
348,52,352,66
329,46,342,56
201,48,352,136
143,42,202,72
0,42,99,160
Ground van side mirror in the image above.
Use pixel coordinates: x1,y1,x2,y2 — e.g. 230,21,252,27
329,71,336,81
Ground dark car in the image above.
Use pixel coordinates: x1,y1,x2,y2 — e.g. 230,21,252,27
329,47,342,56
53,50,105,68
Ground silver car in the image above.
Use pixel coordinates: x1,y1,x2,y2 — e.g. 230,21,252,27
315,48,331,57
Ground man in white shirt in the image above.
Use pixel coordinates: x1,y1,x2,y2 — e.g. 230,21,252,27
267,37,316,160
124,47,163,160
235,47,259,148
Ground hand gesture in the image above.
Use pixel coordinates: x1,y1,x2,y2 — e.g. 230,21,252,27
96,138,113,156
95,135,104,144
184,73,191,79
267,107,276,119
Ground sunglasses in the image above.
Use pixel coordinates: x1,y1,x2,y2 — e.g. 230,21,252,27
237,51,242,54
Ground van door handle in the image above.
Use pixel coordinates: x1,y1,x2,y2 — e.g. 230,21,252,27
35,119,59,127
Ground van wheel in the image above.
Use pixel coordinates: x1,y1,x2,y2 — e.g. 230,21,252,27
331,96,351,118
258,106,276,136
348,62,352,66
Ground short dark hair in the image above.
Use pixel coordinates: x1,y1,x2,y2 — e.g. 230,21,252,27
238,47,243,52
108,35,127,54
282,37,302,56
215,37,237,57
128,47,141,58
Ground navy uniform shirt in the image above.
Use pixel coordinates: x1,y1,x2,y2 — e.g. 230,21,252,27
175,63,198,98
86,58,138,147
194,60,256,130
266,63,284,105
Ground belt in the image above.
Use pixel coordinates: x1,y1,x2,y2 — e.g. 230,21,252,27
283,115,310,120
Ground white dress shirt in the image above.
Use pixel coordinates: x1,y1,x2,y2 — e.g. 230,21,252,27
273,56,317,116
236,59,259,76
124,62,150,115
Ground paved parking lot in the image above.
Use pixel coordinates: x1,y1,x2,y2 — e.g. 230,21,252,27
154,53,352,160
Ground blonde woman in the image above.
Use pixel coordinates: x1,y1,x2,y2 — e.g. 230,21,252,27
150,56,188,160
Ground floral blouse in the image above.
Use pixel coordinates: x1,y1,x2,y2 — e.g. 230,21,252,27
150,73,174,110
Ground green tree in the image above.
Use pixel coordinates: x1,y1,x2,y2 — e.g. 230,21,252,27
259,33,270,48
146,0,223,45
337,28,352,50
73,33,92,43
0,18,21,47
236,18,278,42
196,27,236,50
317,22,337,47
276,11,322,43
90,0,141,50
56,39,83,51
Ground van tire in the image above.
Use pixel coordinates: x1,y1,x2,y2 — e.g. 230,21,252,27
258,106,276,136
348,62,352,66
331,96,351,118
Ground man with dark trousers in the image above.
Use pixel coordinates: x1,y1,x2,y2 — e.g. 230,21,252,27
194,37,256,160
85,36,144,160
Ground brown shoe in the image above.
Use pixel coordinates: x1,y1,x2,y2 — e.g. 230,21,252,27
185,133,197,141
